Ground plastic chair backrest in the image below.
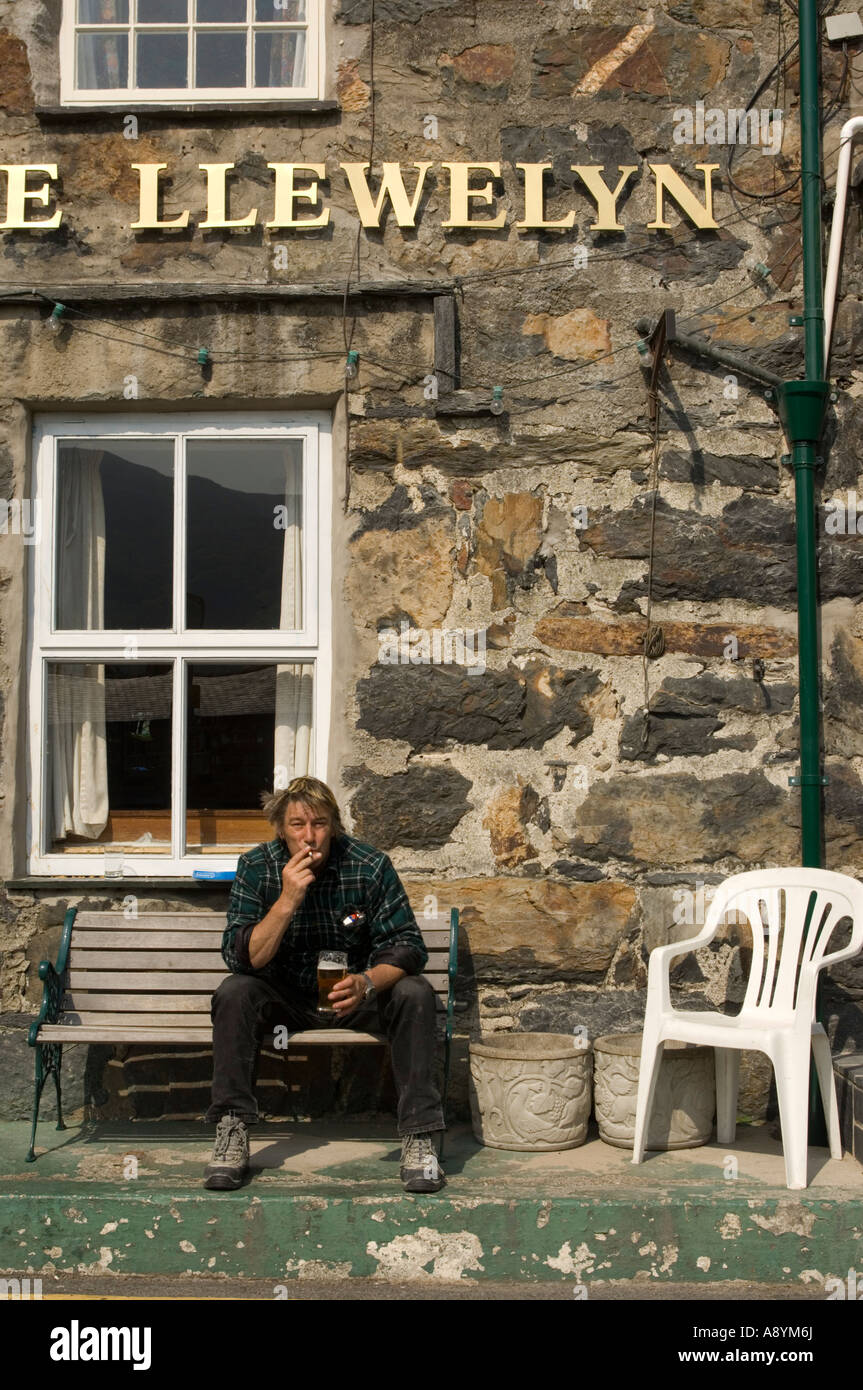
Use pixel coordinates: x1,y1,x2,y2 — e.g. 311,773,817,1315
704,868,863,1020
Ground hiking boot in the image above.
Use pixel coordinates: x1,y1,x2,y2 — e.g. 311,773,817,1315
204,1113,249,1190
400,1131,446,1193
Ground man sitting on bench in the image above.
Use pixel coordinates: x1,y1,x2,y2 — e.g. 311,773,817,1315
204,776,445,1193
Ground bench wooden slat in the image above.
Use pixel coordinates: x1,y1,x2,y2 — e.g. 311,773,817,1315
59,1011,216,1030
63,985,450,1015
39,1025,400,1045
72,913,225,929
70,912,452,945
66,969,448,993
64,993,213,1012
71,931,226,949
67,971,227,990
46,1011,441,1045
274,1031,385,1045
70,934,448,957
70,951,227,970
40,1026,215,1044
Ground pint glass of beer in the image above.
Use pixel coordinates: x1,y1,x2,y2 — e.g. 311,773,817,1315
317,950,348,1015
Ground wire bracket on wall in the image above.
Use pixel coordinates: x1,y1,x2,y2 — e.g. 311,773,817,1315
638,308,674,753
645,308,672,427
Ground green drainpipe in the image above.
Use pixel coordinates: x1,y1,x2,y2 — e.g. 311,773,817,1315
775,0,830,1142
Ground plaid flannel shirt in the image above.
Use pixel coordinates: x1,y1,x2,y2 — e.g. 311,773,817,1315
222,833,428,1001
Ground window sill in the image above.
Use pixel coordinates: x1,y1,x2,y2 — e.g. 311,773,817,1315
36,100,340,119
7,877,233,891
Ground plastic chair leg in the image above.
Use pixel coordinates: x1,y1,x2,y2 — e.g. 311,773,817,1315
811,1028,842,1160
632,1035,664,1164
714,1048,740,1145
773,1042,810,1190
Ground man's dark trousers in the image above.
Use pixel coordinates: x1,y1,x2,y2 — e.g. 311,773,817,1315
206,972,445,1136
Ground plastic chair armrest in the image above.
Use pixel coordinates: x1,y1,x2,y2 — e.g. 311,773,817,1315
820,938,863,969
646,923,723,1010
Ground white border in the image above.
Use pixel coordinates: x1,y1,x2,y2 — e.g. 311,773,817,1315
27,409,333,876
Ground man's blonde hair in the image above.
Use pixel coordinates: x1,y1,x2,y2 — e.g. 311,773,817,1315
261,776,345,838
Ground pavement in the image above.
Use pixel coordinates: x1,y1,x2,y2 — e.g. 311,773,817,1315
2,1117,862,1294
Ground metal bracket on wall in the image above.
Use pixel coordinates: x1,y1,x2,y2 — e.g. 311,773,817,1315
644,308,673,426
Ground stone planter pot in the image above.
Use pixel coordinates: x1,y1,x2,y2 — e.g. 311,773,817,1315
469,1033,593,1151
593,1033,715,1150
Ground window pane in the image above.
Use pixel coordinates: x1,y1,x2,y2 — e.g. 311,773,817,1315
77,33,128,87
137,31,188,85
78,0,130,22
137,0,188,21
195,30,246,85
255,28,304,85
55,440,174,631
46,662,173,853
255,0,306,20
197,0,246,20
186,662,312,851
186,439,302,629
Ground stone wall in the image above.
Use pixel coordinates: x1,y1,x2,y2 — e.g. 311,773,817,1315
2,0,863,1123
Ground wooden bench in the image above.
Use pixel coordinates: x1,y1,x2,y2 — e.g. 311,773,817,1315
26,906,459,1163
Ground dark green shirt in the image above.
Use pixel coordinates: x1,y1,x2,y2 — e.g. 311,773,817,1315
222,833,428,1001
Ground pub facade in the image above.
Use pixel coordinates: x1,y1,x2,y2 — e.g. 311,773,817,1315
1,0,862,1124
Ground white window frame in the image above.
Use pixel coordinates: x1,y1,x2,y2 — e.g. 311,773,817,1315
27,410,333,876
59,0,326,105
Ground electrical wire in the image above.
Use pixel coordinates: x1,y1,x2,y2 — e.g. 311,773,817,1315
725,41,802,205
0,99,809,383
3,260,791,401
0,194,798,346
17,285,788,414
456,282,791,396
342,0,375,358
0,163,808,315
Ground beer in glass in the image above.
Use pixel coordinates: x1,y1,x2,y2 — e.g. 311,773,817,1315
317,950,348,1015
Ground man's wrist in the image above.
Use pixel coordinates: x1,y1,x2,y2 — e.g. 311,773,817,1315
275,893,298,921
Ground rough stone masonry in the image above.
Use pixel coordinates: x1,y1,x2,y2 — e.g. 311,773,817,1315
0,0,862,1126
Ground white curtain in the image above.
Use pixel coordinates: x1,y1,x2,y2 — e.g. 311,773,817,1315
262,29,306,87
77,17,127,91
50,449,109,840
275,449,312,777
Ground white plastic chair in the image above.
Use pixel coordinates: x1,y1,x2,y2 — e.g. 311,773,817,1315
632,868,863,1189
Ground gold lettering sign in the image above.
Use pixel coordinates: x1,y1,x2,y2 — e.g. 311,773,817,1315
0,165,62,230
441,163,506,229
339,162,432,228
267,164,330,229
199,163,257,229
647,163,719,231
130,163,190,230
0,159,724,236
515,164,575,230
571,165,639,233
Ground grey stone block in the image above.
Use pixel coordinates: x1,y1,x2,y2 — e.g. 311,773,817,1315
0,1015,96,1122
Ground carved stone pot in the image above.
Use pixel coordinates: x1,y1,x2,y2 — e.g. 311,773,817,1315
593,1033,715,1150
469,1033,593,1150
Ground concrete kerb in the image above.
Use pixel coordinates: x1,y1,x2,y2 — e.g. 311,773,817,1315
1,1121,861,1289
